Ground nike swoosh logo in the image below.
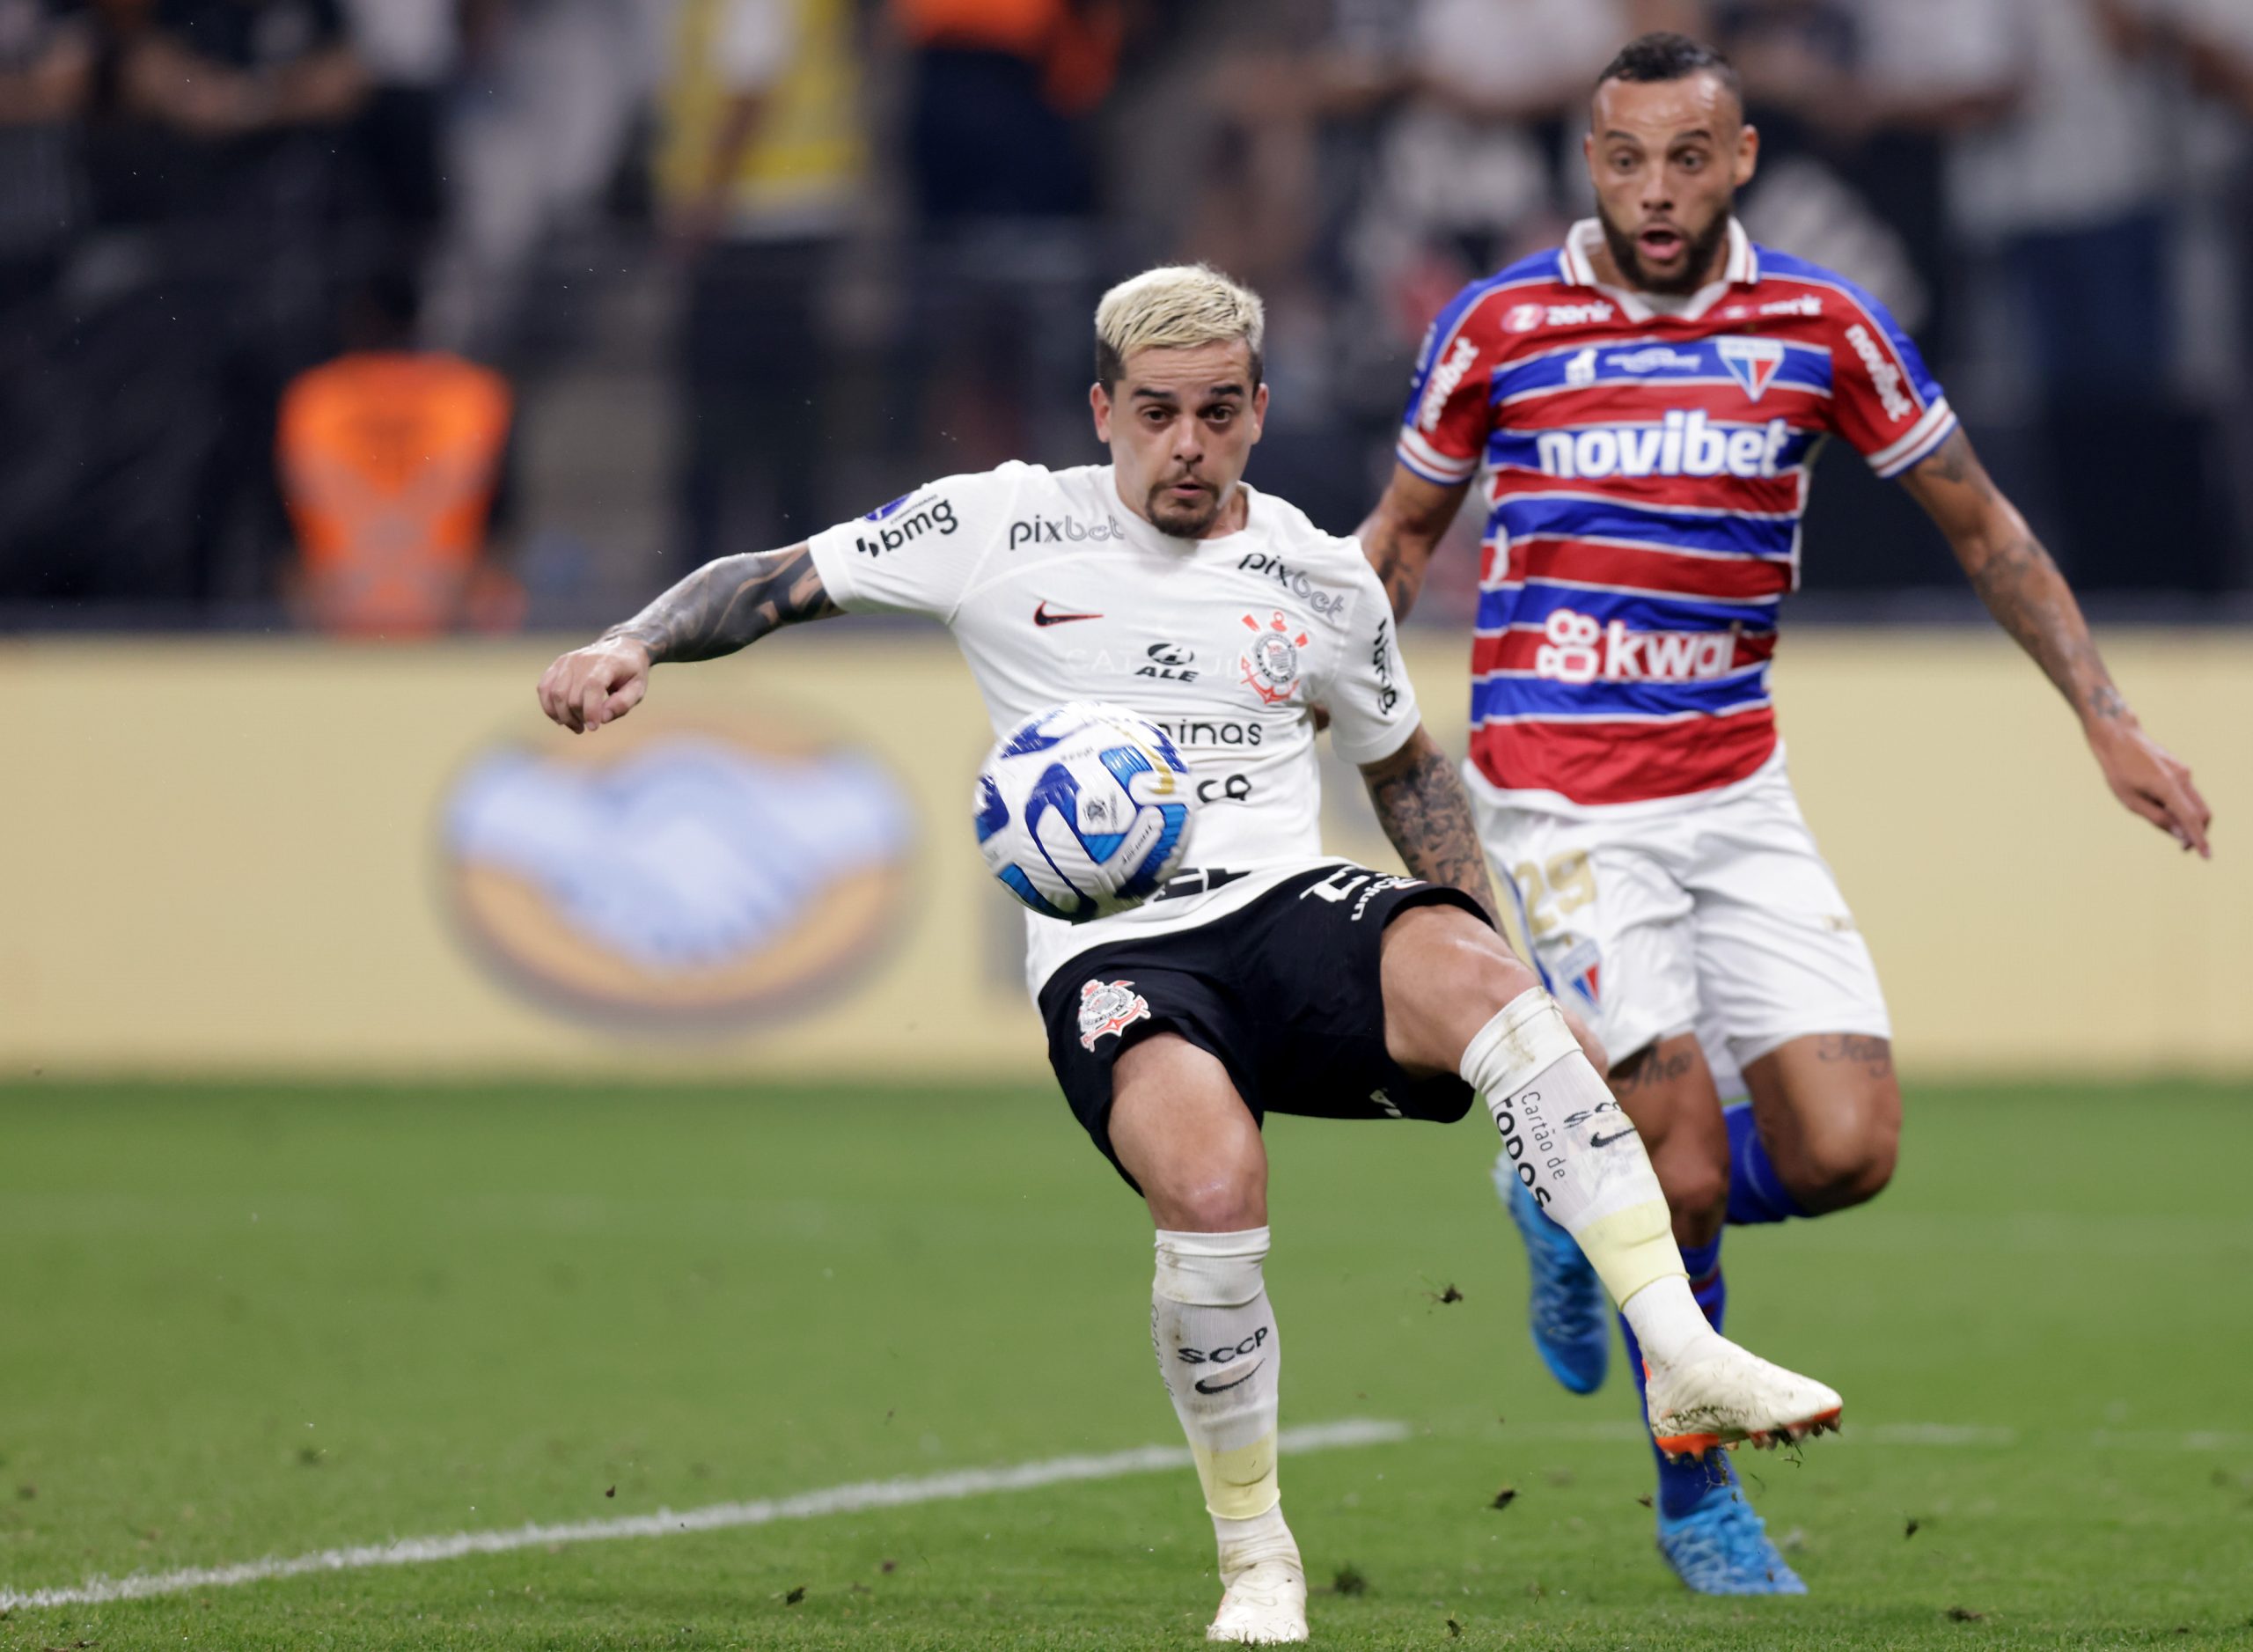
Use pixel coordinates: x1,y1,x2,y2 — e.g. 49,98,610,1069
1193,1360,1262,1395
1589,1128,1637,1148
1033,601,1104,626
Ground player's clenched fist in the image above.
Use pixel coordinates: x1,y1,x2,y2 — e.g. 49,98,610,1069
537,636,652,734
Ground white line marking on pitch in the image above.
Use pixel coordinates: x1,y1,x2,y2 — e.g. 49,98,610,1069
0,1418,1408,1613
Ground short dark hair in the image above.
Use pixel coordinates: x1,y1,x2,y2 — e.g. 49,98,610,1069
1595,32,1741,108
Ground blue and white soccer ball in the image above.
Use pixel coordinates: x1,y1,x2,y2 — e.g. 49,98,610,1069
972,701,1195,922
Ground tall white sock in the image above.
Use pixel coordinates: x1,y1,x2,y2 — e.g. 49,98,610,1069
1151,1228,1300,1584
1461,989,1716,1368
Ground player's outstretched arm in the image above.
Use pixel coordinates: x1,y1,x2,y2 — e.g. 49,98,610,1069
535,543,839,733
1900,430,2213,857
1355,466,1471,621
1359,722,1500,923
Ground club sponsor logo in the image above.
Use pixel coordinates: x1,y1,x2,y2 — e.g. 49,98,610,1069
854,496,957,556
1138,642,1197,682
441,713,912,1026
1149,717,1264,748
1236,552,1347,621
1370,618,1400,715
1565,347,1598,387
1007,513,1126,550
1531,411,1795,480
1506,299,1617,333
1845,322,1913,422
1534,608,1741,685
1722,296,1821,322
1237,609,1309,706
1759,292,1822,318
1605,346,1703,374
1175,1325,1269,1365
1194,772,1253,804
1416,334,1481,430
1032,599,1104,627
1077,978,1150,1050
1718,336,1786,401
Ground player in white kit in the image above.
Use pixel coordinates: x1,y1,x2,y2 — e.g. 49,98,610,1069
536,266,1844,1643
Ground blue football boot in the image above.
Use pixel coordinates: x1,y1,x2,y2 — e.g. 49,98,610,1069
1494,1152,1610,1394
1655,1481,1809,1595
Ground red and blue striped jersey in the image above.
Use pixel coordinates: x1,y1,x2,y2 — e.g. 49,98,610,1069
1396,219,1956,810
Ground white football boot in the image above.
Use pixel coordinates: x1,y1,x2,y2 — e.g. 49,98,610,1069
1207,1557,1309,1644
1644,1337,1843,1461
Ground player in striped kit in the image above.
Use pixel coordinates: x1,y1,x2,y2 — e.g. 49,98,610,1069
1357,33,2212,1595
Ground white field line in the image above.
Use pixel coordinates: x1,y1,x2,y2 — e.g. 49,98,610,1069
0,1418,1407,1613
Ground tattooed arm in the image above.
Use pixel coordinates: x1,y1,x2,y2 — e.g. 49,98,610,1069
1360,723,1608,1073
1355,466,1472,620
1898,429,2212,856
1359,723,1499,924
535,543,840,733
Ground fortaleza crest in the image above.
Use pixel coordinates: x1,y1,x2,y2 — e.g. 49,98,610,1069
1078,978,1151,1051
1237,610,1310,707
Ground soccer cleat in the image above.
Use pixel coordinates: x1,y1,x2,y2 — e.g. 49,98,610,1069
1655,1483,1809,1595
1206,1558,1308,1644
1495,1153,1611,1393
1642,1337,1842,1459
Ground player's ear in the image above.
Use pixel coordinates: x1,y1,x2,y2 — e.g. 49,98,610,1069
1247,382,1269,445
1734,121,1759,189
1090,380,1113,443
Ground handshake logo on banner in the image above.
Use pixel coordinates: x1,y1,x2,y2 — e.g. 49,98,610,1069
441,716,914,1026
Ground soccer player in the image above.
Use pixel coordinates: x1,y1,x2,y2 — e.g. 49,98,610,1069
1356,33,2213,1596
537,265,1845,1643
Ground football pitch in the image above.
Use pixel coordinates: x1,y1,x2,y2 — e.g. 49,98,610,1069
2,1078,2248,1650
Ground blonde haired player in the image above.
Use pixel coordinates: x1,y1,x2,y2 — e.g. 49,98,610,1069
539,263,1843,1642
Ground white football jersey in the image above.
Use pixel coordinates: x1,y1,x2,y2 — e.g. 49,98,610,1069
805,462,1421,994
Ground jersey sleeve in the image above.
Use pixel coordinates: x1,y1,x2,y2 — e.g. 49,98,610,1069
1824,283,1958,479
1394,285,1498,488
804,465,1024,620
1317,556,1421,767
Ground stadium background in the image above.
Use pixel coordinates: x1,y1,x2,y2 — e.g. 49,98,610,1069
4,2,2252,1647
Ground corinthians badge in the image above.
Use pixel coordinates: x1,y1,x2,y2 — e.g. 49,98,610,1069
1237,610,1310,707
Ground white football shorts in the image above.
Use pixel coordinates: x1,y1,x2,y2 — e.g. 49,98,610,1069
1471,753,1891,1078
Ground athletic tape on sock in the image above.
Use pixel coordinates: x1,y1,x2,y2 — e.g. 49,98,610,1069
1153,1229,1281,1522
1464,991,1684,1310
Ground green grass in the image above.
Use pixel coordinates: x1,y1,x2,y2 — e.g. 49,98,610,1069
2,1078,2249,1649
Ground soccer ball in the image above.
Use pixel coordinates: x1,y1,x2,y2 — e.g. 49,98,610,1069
972,701,1195,922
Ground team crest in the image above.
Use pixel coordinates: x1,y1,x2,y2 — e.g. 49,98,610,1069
1718,336,1785,402
1078,979,1151,1051
1554,936,1603,1013
1237,610,1310,707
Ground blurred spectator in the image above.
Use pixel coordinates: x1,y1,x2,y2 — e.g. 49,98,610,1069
0,0,92,315
657,0,866,560
123,0,368,603
893,0,1119,227
884,0,1122,474
423,0,649,359
1937,0,2224,589
337,0,495,308
277,269,520,635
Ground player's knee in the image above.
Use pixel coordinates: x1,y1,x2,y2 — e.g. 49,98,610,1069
1659,1155,1730,1235
1787,1127,1897,1213
1151,1164,1266,1234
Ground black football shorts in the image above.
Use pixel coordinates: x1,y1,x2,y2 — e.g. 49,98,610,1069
1036,863,1489,1191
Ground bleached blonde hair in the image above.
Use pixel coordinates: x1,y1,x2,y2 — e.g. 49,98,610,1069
1094,265,1266,391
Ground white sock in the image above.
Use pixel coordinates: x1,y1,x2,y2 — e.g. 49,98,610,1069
1151,1228,1300,1583
1461,989,1718,1368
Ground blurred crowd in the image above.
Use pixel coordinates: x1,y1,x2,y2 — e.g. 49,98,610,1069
1,0,2249,632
